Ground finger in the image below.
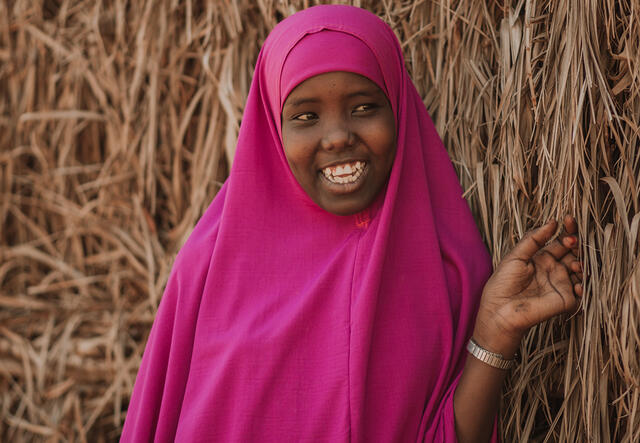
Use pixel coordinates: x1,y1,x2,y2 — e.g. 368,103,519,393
563,215,581,257
562,256,584,282
510,220,558,261
551,215,580,252
542,234,577,260
570,273,580,286
550,263,579,303
563,214,578,236
559,251,577,270
534,248,581,279
574,283,584,297
569,260,582,274
561,235,579,250
571,261,585,285
540,220,580,261
538,251,581,288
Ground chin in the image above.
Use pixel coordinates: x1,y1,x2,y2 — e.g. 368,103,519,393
319,197,371,216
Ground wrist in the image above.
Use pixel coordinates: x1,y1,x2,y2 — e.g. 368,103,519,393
466,338,517,370
472,312,523,359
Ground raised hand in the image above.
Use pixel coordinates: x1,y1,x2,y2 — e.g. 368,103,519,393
472,215,584,358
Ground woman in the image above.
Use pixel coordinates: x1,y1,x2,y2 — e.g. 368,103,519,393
121,5,583,442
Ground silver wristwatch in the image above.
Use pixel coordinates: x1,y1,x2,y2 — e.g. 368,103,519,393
466,338,516,370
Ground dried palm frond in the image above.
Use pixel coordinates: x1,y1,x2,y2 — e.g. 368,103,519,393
1,0,637,441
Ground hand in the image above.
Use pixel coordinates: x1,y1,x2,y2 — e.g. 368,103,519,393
473,215,584,358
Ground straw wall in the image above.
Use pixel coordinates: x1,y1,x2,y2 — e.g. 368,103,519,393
1,0,638,441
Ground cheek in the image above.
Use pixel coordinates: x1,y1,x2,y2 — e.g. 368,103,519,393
367,121,396,161
381,118,397,165
282,136,316,181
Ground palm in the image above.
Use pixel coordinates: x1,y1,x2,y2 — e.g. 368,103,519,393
476,216,583,346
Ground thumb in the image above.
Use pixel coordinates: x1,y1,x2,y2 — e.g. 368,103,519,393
509,220,558,261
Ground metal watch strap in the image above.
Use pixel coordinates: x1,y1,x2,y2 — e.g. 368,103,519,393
466,338,516,370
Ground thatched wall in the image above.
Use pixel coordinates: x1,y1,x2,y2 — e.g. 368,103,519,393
1,0,638,441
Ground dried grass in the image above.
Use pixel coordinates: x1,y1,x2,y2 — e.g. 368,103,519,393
1,0,638,441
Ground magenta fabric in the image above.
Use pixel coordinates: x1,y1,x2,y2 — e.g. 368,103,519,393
121,5,494,442
280,30,386,113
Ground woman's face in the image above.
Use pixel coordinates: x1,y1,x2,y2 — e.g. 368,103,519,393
281,72,396,216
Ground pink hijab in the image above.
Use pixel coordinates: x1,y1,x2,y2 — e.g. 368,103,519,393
121,5,493,442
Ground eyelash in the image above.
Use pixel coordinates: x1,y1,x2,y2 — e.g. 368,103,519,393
291,103,379,122
353,103,378,113
292,112,317,122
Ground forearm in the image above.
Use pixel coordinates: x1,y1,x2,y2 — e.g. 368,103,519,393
453,353,507,442
453,216,583,441
453,320,521,442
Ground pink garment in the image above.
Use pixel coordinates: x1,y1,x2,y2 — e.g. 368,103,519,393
121,5,493,442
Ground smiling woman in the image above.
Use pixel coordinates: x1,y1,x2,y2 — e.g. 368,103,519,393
282,71,396,215
121,5,583,442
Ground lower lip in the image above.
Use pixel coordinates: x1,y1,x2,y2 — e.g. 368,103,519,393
318,164,369,195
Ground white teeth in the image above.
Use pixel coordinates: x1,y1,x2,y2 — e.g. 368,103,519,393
321,161,366,184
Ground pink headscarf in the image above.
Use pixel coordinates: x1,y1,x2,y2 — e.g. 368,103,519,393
122,5,493,442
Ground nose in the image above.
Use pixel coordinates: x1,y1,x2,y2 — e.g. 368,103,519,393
320,121,355,151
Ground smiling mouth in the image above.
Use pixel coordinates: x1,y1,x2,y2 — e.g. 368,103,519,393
320,161,366,184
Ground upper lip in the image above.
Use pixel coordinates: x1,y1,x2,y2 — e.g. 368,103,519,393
318,158,367,170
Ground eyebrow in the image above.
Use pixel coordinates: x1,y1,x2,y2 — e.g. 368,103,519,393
285,97,320,107
284,88,383,108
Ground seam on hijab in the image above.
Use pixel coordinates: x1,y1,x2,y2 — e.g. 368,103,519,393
346,229,364,442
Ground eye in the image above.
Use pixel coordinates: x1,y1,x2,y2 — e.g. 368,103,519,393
353,103,378,114
291,112,317,122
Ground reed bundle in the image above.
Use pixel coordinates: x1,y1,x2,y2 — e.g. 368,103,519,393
1,0,638,441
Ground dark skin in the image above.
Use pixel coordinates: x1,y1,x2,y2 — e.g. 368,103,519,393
281,72,396,216
454,215,584,442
